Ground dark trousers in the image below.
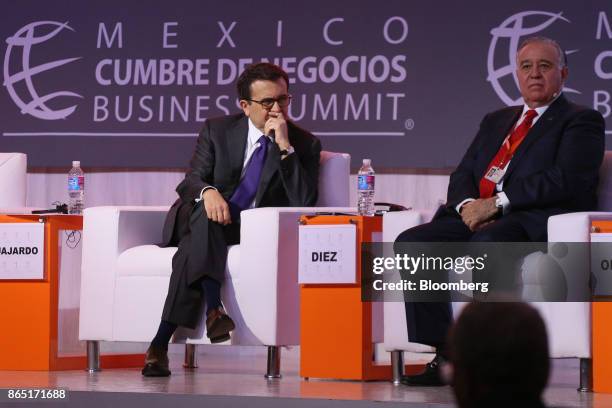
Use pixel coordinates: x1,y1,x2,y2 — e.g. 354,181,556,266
395,207,530,353
161,200,240,329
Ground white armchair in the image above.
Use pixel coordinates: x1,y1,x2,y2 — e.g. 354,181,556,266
0,153,27,208
382,151,612,390
79,151,352,377
382,210,467,384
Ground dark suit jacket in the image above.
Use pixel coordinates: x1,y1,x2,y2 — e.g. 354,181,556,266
445,94,605,241
161,113,322,246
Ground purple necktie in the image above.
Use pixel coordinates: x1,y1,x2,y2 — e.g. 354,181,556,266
229,135,270,219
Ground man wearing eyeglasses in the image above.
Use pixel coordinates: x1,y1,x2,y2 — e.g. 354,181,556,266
142,62,321,377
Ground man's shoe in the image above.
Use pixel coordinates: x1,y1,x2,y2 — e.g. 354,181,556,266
141,345,171,377
400,355,446,386
206,307,235,343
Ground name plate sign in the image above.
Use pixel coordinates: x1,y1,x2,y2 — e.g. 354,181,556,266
0,223,44,280
298,224,356,284
590,233,612,297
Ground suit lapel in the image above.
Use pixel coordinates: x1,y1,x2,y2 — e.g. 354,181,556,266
504,95,568,180
228,116,249,182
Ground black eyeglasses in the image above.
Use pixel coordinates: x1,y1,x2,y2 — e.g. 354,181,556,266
246,94,292,110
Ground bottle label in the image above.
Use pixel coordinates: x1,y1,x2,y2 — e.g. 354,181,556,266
68,176,84,191
358,175,375,191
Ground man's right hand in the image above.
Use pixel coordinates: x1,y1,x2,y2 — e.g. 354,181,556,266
203,189,231,225
460,198,498,231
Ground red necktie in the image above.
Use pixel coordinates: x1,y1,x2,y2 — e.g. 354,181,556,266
479,109,538,198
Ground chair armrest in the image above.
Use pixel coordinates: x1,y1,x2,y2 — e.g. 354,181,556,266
237,206,353,345
548,211,612,242
381,210,423,350
540,211,608,358
0,153,26,207
79,206,168,340
382,210,429,242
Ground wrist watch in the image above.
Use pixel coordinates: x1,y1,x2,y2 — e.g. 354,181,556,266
279,145,295,156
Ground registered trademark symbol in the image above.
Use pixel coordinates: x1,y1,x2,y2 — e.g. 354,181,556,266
404,118,414,130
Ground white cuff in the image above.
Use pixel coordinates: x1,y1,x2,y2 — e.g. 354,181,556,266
496,192,511,215
456,198,476,214
196,186,217,203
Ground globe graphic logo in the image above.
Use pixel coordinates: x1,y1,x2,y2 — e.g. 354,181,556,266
487,11,577,106
3,21,82,120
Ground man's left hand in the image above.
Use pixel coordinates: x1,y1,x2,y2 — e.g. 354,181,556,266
264,111,290,150
460,197,499,231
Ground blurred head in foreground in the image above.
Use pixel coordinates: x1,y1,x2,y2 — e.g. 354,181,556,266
449,302,549,408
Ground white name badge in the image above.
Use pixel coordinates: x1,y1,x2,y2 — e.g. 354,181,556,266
484,166,505,184
298,224,356,284
0,223,45,280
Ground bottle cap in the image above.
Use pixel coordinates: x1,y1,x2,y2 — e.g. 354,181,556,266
72,161,80,167
363,159,371,165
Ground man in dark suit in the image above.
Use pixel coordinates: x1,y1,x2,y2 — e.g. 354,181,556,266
142,63,321,377
397,37,605,386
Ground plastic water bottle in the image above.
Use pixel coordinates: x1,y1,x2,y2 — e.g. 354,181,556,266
68,161,85,214
357,159,375,216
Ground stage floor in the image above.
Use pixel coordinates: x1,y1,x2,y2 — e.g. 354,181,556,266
0,346,609,408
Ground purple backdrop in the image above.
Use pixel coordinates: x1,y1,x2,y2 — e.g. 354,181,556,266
2,1,611,169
